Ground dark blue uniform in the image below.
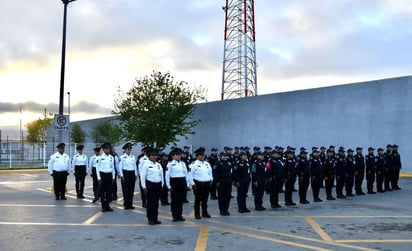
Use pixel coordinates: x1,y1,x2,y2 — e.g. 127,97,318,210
268,157,284,208
284,157,297,205
345,154,356,196
296,157,310,203
324,156,336,200
216,159,232,215
207,154,219,199
375,153,386,193
392,150,401,190
384,151,393,191
335,155,346,198
365,153,376,194
354,153,366,195
252,159,266,210
310,156,323,202
233,159,250,212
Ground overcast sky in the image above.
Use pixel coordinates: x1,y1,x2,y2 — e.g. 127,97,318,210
1,0,412,136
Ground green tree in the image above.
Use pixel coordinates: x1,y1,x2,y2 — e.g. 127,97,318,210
70,124,87,144
26,118,53,143
89,120,122,145
113,71,206,148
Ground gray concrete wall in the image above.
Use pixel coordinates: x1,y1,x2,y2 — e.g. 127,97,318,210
54,76,412,173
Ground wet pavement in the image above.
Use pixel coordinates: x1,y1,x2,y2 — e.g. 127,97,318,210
0,171,411,251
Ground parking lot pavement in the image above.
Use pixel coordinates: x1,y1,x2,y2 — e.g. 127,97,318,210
0,171,411,251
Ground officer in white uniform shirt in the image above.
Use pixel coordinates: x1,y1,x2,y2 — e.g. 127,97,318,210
89,147,101,201
48,143,70,200
118,142,138,210
140,150,163,225
189,147,213,219
71,145,88,199
96,142,115,212
166,148,189,222
138,146,151,208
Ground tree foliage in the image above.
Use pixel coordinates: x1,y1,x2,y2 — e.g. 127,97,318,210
113,71,206,148
89,120,122,145
26,118,53,143
70,124,87,144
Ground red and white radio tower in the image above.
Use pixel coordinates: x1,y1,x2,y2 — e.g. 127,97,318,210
221,0,257,100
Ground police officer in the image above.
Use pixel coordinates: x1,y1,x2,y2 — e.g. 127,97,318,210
354,147,366,195
141,150,163,225
138,146,151,208
310,149,323,202
48,143,70,200
335,147,346,199
319,146,326,188
216,152,232,216
89,147,101,202
233,152,251,213
296,150,310,204
110,147,120,200
189,148,213,219
365,147,376,194
284,150,297,206
96,143,115,212
118,142,138,210
375,148,386,193
392,144,402,190
384,144,393,191
252,151,266,210
71,145,88,199
207,148,219,200
324,149,336,200
267,150,284,208
160,153,171,206
166,148,189,222
345,149,356,197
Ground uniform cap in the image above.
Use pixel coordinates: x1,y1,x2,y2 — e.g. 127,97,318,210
239,152,246,157
338,147,345,152
56,143,65,148
312,149,320,154
226,146,233,151
147,150,159,157
76,145,84,150
253,146,260,151
122,142,132,150
347,149,354,153
300,147,307,151
329,145,335,149
183,146,190,149
320,146,326,150
312,146,318,151
256,151,264,156
194,147,206,156
211,147,218,152
300,150,308,155
170,148,182,156
101,142,112,149
234,146,239,150
377,148,384,152
285,150,293,155
278,146,284,150
356,147,363,151
244,146,250,150
393,144,399,148
93,147,101,151
368,147,375,151
386,144,392,148
219,152,227,157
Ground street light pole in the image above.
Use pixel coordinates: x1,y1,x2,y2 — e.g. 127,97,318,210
67,91,71,157
58,0,77,143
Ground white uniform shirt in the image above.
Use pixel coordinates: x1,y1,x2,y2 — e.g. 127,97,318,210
88,154,99,174
138,155,149,176
96,153,115,180
140,160,164,189
166,160,189,189
71,153,88,173
189,160,213,185
48,152,70,174
118,153,137,177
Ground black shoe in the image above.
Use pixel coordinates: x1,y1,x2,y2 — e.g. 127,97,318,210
377,190,385,193
142,203,147,208
393,187,401,190
183,200,189,203
285,202,296,206
148,221,156,225
77,195,82,199
314,198,322,202
101,208,108,212
195,215,201,219
271,204,282,208
367,191,376,194
230,195,234,198
346,193,355,197
106,207,113,212
80,195,85,199
156,221,161,224
161,202,171,206
61,196,67,200
385,188,393,192
92,198,99,203
55,196,60,200
210,196,217,200
327,197,336,200
300,200,309,204
202,213,212,218
178,217,186,221
124,206,135,210
112,196,118,200
356,192,366,195
220,212,230,216
172,218,179,222
337,195,346,199
255,206,266,211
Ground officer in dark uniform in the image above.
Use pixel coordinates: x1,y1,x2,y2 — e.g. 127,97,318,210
267,150,284,208
376,148,386,193
110,147,120,200
296,150,310,204
233,152,251,213
310,149,323,202
384,144,393,191
345,149,356,197
183,146,193,164
354,147,366,195
89,147,101,202
324,149,336,200
207,148,219,200
252,151,266,210
284,150,297,206
233,146,240,162
335,147,346,199
365,147,376,194
319,146,326,188
392,144,402,190
216,152,232,216
160,152,170,206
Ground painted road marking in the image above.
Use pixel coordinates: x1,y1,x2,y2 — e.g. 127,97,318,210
194,226,209,251
305,216,333,242
83,212,104,224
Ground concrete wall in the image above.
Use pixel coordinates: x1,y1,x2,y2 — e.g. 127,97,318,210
54,76,412,173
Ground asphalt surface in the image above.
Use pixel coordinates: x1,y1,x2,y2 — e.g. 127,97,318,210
0,171,411,251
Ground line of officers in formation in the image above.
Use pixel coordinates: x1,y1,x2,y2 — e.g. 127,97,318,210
47,142,402,225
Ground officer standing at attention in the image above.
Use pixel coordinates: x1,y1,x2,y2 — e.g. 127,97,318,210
345,149,356,197
296,150,310,204
141,150,163,225
233,152,251,213
310,149,323,202
207,148,219,200
391,144,402,190
48,143,70,200
267,150,285,208
166,148,189,222
110,147,120,200
284,150,297,206
354,147,366,195
324,149,336,200
252,151,267,210
384,144,394,191
160,153,171,206
96,143,115,212
189,148,213,219
138,146,151,208
365,147,376,194
215,152,233,216
118,142,138,210
375,148,386,193
335,147,346,199
89,147,101,202
71,145,88,199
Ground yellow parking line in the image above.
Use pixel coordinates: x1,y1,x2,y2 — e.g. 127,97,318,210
0,169,47,174
337,239,412,243
400,173,412,177
83,212,103,225
194,226,209,251
304,216,333,242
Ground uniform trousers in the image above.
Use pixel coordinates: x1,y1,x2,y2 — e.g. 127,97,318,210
376,171,384,192
161,182,169,204
366,170,375,193
91,167,99,198
325,174,334,198
311,176,322,200
236,180,249,210
121,170,136,208
74,165,86,196
254,177,266,208
99,172,113,210
139,176,147,207
146,180,162,222
345,173,355,195
384,168,392,191
284,176,296,203
112,169,118,199
298,176,310,201
193,180,211,216
355,170,365,193
270,176,283,206
210,181,217,198
391,167,400,189
217,181,232,213
53,171,68,198
170,177,187,219
335,174,345,196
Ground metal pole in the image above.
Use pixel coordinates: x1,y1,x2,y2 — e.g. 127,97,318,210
67,91,71,157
